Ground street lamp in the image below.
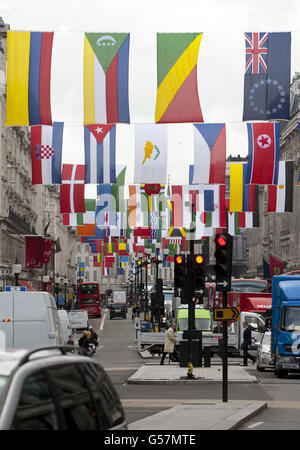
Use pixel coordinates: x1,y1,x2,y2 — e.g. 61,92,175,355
55,274,60,307
63,277,68,309
42,275,50,292
12,261,22,286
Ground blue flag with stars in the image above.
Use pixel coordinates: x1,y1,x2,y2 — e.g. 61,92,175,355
243,32,291,121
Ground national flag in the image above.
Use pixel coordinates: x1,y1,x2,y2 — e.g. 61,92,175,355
78,262,85,277
242,164,259,212
63,199,96,226
204,185,226,229
84,124,116,183
6,31,53,126
192,124,226,184
60,164,86,213
96,184,113,228
263,256,271,281
77,224,96,236
155,33,204,123
25,236,46,269
128,185,142,227
134,124,168,184
267,161,293,212
246,122,279,185
243,32,291,121
269,252,284,276
229,163,244,212
83,33,130,124
31,122,64,185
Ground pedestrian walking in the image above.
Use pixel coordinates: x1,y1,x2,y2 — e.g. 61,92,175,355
213,320,224,333
240,321,256,366
160,322,179,365
66,335,75,353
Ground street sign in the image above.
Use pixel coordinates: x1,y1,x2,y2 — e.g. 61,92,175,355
213,306,240,321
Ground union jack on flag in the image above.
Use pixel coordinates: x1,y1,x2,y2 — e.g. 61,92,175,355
245,32,268,74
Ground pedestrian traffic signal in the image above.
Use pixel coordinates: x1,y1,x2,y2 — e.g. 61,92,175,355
174,254,186,297
213,233,233,291
191,254,205,296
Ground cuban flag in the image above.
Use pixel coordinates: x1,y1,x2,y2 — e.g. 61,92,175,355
192,124,226,184
246,122,279,185
31,122,64,185
243,32,291,121
60,164,86,213
84,124,116,184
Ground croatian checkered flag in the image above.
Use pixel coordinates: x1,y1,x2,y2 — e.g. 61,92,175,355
31,122,64,184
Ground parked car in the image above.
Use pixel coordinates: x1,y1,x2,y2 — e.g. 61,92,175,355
0,346,127,430
257,330,274,372
110,303,127,320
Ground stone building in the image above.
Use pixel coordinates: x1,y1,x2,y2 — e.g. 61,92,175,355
0,18,77,290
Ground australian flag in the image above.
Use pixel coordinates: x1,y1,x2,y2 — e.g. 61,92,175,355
243,32,291,121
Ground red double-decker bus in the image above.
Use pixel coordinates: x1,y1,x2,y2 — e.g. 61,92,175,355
78,282,101,317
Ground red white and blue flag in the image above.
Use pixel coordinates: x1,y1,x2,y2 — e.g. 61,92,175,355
192,124,226,184
246,122,279,185
84,124,116,184
243,32,291,121
60,164,86,214
31,122,64,184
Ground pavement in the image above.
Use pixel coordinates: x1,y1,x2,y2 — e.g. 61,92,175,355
127,360,267,430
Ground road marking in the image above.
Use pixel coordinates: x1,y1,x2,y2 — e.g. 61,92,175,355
100,308,108,331
248,422,264,429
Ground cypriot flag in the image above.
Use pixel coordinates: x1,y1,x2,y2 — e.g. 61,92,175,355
134,124,168,184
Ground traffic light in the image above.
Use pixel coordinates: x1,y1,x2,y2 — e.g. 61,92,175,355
174,255,186,297
191,254,206,297
213,233,233,291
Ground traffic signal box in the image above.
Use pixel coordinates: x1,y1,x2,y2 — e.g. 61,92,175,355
190,254,205,298
174,255,186,299
213,233,233,292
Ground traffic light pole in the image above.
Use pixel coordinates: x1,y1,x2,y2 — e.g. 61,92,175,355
222,291,228,403
188,240,195,363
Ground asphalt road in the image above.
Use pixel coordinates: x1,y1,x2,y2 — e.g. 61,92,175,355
88,308,300,430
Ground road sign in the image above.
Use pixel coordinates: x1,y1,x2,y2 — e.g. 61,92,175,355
213,306,240,321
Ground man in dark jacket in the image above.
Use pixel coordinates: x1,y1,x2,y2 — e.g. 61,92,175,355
241,321,256,366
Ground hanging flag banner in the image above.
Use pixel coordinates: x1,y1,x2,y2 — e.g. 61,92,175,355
246,122,279,185
84,33,130,124
243,32,291,121
192,124,226,185
267,161,294,212
25,236,46,269
84,124,116,183
6,31,54,126
269,252,284,276
155,33,204,123
229,163,244,212
134,124,168,184
60,164,86,213
31,122,64,185
63,199,96,226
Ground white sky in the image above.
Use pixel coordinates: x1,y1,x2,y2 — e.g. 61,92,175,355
2,0,300,194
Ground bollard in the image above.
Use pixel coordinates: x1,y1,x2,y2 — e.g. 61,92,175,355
204,347,211,367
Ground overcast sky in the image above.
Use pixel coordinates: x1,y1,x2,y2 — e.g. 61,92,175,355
2,0,300,192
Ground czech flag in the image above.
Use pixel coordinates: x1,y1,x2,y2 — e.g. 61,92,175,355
6,31,53,126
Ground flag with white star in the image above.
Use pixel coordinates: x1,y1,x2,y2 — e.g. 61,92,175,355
243,32,291,121
84,124,116,184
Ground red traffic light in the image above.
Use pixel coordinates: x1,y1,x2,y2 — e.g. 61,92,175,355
217,235,227,247
195,255,204,264
175,255,183,264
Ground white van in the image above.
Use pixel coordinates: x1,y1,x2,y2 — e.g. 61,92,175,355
0,291,63,349
68,310,88,331
58,309,72,344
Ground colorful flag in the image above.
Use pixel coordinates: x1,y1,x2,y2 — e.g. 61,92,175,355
128,185,142,227
134,124,168,184
192,124,226,184
31,122,64,185
242,164,259,212
83,33,130,124
269,252,284,276
246,122,279,185
243,32,291,121
84,124,116,184
63,199,96,226
6,31,53,126
96,184,113,228
204,185,226,229
267,161,293,212
155,33,204,123
60,164,86,213
229,163,244,212
263,256,271,281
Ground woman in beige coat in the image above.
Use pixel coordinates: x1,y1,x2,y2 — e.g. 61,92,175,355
160,322,179,365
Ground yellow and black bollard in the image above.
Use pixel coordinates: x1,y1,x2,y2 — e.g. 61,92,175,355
187,361,196,379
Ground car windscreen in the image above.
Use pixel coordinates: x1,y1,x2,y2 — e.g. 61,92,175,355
231,281,267,293
177,318,211,332
80,298,98,304
0,376,8,408
282,307,300,332
111,304,124,308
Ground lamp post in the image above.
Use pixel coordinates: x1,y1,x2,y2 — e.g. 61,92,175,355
63,277,68,309
12,261,22,287
42,275,50,292
55,274,60,307
144,248,152,319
